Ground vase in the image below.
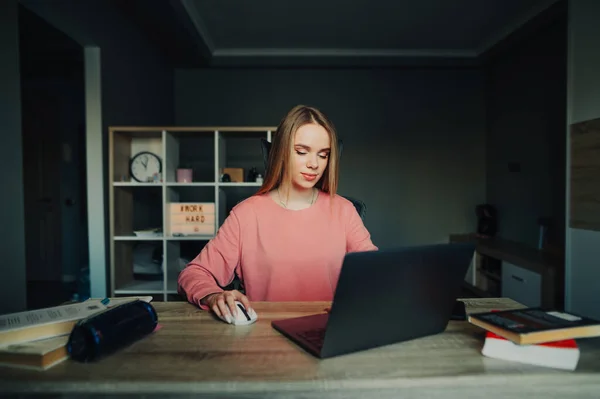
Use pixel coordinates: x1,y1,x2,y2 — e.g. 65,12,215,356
176,168,193,183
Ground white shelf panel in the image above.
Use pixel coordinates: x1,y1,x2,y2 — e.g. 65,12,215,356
114,235,163,241
218,182,261,187
113,182,162,187
165,182,216,187
115,280,164,294
165,235,214,241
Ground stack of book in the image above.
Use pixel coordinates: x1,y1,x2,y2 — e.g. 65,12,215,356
0,296,152,371
468,308,600,370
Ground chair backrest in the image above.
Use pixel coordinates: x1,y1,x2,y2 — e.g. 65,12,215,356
259,138,366,220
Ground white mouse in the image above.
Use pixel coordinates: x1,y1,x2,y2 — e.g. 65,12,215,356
219,301,258,325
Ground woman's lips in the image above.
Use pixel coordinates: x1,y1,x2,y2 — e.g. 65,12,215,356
301,173,317,181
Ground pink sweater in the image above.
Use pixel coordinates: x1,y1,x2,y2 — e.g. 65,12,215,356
177,191,378,309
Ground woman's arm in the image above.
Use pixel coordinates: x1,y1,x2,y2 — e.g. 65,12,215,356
177,210,241,309
345,203,378,253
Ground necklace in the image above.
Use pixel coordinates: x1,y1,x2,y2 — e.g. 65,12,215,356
277,187,316,209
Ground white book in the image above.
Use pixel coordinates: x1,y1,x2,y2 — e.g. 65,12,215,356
0,300,107,347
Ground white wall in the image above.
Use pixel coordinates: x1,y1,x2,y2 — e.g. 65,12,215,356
565,0,600,318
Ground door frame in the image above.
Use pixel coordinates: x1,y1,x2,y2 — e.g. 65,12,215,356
84,46,107,298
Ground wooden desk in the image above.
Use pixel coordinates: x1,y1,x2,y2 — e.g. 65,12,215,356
1,299,600,398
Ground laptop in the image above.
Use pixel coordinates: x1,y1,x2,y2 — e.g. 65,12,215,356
271,242,476,359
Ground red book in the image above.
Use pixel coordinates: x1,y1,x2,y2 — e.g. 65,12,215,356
482,331,580,370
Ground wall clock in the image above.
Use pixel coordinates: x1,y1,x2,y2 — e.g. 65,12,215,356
130,151,162,182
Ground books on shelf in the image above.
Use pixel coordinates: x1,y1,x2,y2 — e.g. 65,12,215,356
468,307,600,345
133,228,162,238
482,331,580,370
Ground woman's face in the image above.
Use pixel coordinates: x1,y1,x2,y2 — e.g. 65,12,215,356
289,123,331,190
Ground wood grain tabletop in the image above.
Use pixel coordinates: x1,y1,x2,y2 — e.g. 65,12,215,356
1,298,599,398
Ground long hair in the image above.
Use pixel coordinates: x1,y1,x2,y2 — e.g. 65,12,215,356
256,105,340,198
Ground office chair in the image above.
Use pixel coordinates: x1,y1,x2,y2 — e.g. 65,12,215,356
259,138,367,220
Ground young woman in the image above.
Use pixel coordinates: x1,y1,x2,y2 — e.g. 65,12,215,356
177,105,378,321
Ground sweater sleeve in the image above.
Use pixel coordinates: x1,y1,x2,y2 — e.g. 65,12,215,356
177,209,241,309
345,203,378,253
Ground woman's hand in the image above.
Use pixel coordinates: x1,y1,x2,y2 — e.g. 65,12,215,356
202,290,252,323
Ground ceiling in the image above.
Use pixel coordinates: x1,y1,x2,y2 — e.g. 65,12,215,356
114,0,562,67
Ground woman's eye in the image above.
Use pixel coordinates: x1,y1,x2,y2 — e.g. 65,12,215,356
295,150,328,159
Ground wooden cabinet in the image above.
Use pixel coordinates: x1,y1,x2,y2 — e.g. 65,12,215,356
108,126,275,301
451,234,563,309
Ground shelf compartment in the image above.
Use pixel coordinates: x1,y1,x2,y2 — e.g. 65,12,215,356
165,240,209,294
113,185,163,237
110,129,163,183
218,130,269,184
165,130,214,183
112,240,164,295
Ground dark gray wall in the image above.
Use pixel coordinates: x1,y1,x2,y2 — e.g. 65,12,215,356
566,0,600,319
0,0,26,313
21,0,174,128
175,68,486,249
21,0,174,297
484,13,567,249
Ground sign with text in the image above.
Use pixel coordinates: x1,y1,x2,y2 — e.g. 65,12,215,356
168,202,215,236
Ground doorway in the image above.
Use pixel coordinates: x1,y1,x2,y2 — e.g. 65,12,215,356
19,6,89,309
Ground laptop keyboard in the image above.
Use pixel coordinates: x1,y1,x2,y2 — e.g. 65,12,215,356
297,327,326,348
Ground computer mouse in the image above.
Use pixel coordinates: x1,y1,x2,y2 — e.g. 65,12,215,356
218,301,258,325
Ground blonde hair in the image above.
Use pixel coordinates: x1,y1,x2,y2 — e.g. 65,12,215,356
256,105,339,198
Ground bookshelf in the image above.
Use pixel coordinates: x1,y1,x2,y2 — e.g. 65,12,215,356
108,126,275,301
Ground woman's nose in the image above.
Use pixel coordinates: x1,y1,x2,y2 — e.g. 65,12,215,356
307,154,318,168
